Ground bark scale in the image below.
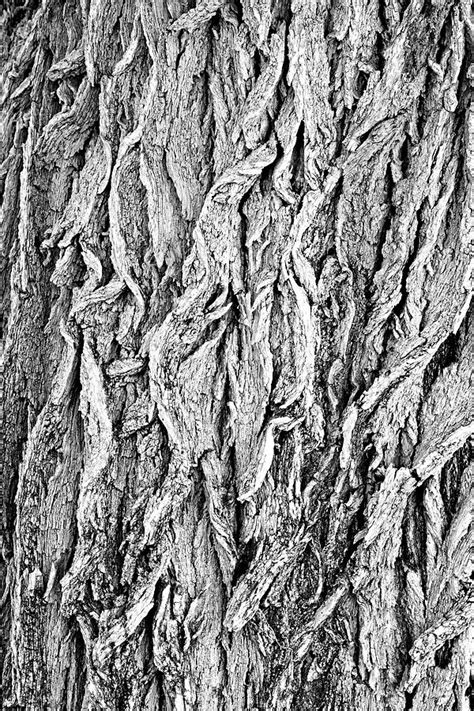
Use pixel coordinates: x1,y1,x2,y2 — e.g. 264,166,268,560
0,0,473,709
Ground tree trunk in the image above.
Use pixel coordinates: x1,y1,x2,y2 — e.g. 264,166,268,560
1,0,472,708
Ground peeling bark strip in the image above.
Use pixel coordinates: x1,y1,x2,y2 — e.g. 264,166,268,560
0,0,473,708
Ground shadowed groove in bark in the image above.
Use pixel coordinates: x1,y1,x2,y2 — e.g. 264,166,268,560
0,0,473,708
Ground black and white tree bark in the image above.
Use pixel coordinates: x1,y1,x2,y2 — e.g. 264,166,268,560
1,0,473,708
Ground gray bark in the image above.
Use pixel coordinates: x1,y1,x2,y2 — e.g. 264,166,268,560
0,0,473,709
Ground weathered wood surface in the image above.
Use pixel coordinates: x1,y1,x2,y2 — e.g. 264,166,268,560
0,0,473,708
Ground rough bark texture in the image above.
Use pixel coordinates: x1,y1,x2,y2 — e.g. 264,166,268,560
1,0,473,709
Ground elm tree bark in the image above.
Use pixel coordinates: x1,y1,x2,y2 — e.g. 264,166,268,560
0,0,473,709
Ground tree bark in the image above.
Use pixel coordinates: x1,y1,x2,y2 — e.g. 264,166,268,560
1,0,473,708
